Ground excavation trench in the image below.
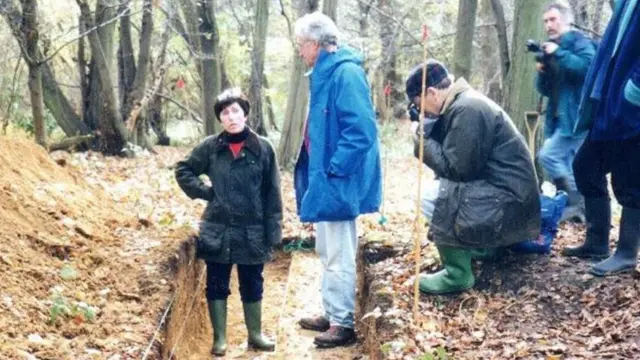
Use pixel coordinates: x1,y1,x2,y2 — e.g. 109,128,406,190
161,237,376,359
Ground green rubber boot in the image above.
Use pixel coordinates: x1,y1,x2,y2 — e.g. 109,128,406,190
243,301,275,352
470,247,503,262
419,245,475,294
207,300,227,357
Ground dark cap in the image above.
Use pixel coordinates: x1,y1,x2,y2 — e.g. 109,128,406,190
405,59,450,99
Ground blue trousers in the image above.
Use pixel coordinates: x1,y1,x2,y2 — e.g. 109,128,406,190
316,220,358,329
538,130,587,189
205,262,264,302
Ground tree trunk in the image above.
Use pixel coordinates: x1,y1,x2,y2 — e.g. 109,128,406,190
478,0,501,101
592,0,606,34
221,60,231,89
263,74,277,131
357,0,373,41
20,0,46,146
489,0,510,79
77,0,128,154
198,0,221,136
323,0,338,22
248,0,269,135
453,0,478,81
568,0,589,28
376,0,403,122
173,0,230,132
122,0,154,147
277,0,320,169
178,0,202,66
84,0,118,133
78,16,89,124
149,16,172,146
149,94,169,145
503,0,545,136
41,61,88,136
1,1,88,137
118,0,136,118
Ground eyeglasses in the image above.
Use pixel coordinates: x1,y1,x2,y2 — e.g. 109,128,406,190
295,39,315,50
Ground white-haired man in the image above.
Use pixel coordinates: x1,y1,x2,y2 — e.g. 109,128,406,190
293,11,381,348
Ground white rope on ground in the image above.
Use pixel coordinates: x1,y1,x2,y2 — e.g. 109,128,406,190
274,252,296,354
167,266,208,359
140,258,195,360
140,289,178,360
140,253,294,359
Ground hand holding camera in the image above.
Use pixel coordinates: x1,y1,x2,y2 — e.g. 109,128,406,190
527,39,559,73
541,42,559,54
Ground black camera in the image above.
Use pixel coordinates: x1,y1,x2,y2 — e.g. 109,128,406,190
408,103,420,122
526,39,547,63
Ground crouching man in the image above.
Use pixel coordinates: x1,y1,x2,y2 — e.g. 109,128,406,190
406,60,541,294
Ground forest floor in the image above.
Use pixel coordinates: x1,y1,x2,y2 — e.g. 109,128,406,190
0,135,638,360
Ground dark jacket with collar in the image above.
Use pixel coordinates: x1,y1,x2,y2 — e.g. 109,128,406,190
175,129,282,264
415,79,541,249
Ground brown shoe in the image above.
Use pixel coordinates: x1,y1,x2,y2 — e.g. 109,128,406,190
299,315,330,332
313,326,357,348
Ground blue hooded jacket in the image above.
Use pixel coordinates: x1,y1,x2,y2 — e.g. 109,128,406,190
294,47,382,223
575,0,640,140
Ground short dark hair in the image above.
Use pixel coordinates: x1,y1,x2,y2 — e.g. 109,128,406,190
433,76,452,90
405,59,452,99
213,88,250,121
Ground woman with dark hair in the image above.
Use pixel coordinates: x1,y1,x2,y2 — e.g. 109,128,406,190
175,88,282,356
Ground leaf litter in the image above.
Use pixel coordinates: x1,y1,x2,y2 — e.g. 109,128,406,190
1,135,638,359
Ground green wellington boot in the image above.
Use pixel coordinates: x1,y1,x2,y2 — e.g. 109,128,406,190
207,300,227,357
591,207,640,276
243,301,275,351
470,247,504,262
419,245,475,294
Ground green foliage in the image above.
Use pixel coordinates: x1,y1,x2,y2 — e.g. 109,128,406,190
419,346,450,360
380,342,393,356
59,264,79,281
13,109,59,136
48,287,98,325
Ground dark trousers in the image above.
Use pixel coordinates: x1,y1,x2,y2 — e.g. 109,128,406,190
573,133,640,209
205,262,264,303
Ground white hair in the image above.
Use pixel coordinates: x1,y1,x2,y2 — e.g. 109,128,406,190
294,11,340,47
545,2,575,25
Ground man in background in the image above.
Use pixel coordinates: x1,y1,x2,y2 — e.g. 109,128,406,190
535,2,596,223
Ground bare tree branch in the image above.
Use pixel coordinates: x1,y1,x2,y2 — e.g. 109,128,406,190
1,56,23,134
490,0,510,78
353,0,421,46
228,0,252,46
279,0,293,44
38,3,144,65
156,92,203,123
1,0,35,64
157,2,192,47
571,22,602,39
